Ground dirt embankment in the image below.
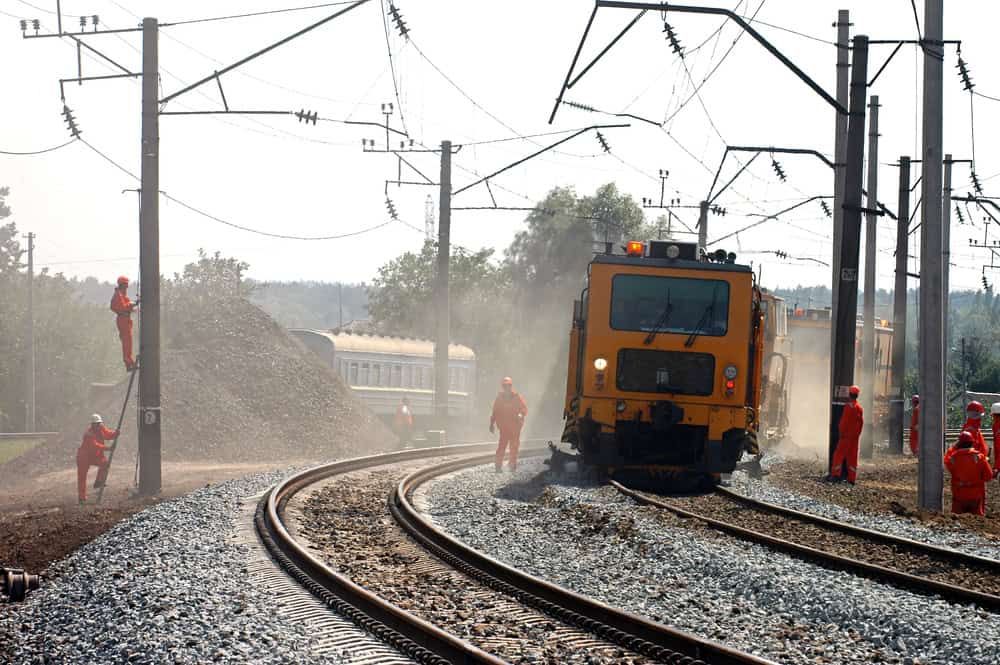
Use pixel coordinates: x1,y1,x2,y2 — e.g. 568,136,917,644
0,297,396,571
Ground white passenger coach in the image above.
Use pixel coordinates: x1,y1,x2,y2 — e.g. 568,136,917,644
289,329,476,425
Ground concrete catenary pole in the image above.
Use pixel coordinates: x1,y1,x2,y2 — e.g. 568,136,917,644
889,156,911,455
434,140,452,429
697,200,708,254
138,17,161,496
917,0,945,511
829,34,869,472
25,231,35,432
861,95,879,459
828,9,851,455
942,154,953,406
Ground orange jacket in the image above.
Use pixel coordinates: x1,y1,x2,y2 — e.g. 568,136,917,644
491,391,527,431
994,420,1000,471
77,424,118,464
838,400,864,441
910,406,919,446
961,420,989,458
394,403,413,428
110,289,135,317
944,445,994,501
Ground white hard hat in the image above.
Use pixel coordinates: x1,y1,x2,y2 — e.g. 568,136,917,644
991,403,1000,416
91,414,103,424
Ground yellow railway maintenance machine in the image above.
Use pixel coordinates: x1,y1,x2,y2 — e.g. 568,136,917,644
556,240,764,490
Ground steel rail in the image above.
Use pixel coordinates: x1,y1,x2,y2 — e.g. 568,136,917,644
714,485,1000,572
393,456,776,665
611,481,1000,611
255,442,509,665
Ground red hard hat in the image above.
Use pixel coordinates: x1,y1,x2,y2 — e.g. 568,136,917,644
967,400,985,415
912,394,920,404
117,275,129,285
959,430,975,445
501,377,513,386
848,385,861,396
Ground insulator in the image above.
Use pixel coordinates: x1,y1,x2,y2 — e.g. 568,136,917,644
662,22,683,56
564,100,597,113
771,157,787,182
595,131,610,153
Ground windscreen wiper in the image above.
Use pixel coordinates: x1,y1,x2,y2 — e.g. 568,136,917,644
684,291,717,348
643,292,673,345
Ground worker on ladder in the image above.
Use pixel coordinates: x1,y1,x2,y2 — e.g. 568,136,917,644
110,276,138,371
76,414,118,505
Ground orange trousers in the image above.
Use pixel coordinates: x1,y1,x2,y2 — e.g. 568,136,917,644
116,316,134,370
77,458,109,502
830,436,859,483
952,497,986,516
495,426,522,471
909,432,919,456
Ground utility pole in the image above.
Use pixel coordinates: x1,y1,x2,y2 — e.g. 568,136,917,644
24,232,36,432
861,95,879,459
917,0,945,511
942,154,953,390
828,10,851,451
829,34,869,471
137,17,161,497
889,156,911,455
697,200,709,253
434,140,452,428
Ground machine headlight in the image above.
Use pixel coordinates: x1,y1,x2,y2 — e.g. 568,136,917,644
724,364,738,380
666,244,681,259
616,400,627,413
594,357,608,371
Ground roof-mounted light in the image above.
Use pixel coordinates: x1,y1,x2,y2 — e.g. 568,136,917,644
626,241,644,257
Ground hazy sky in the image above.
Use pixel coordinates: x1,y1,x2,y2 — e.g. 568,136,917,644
2,0,998,293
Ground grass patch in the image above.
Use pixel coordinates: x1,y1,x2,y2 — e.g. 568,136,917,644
0,438,41,465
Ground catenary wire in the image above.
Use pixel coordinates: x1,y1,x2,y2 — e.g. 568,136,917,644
378,0,409,137
78,137,401,240
0,139,77,155
161,2,361,27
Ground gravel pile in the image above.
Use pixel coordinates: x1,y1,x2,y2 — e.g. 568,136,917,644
0,297,394,487
424,460,1000,665
0,471,387,665
729,455,1000,561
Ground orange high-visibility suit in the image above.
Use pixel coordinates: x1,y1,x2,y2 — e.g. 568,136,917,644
961,419,989,458
944,444,994,516
394,403,414,443
831,400,864,483
909,405,919,456
76,424,118,502
110,289,136,370
491,391,527,471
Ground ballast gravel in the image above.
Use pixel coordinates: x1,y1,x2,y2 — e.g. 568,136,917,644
0,471,385,665
424,459,1000,665
729,454,1000,561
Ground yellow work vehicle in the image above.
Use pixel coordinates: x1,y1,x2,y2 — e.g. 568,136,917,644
558,239,764,488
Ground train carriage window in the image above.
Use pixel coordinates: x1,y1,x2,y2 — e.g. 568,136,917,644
776,301,788,337
360,363,369,386
415,366,424,389
611,274,730,336
373,364,382,386
349,362,359,385
392,364,402,387
403,364,412,388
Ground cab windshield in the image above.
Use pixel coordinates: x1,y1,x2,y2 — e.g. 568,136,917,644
610,274,730,336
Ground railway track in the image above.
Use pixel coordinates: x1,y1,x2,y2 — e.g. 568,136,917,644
612,481,1000,611
256,443,776,665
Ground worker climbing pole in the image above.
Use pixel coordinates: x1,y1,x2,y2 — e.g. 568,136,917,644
94,366,138,505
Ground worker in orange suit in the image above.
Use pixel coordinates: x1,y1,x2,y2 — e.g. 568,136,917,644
830,385,864,484
944,430,994,516
394,396,414,444
76,414,118,505
490,377,527,472
992,403,1000,477
110,276,138,371
961,401,989,458
909,394,920,456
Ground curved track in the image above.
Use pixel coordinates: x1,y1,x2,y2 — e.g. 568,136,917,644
612,481,1000,611
256,444,776,665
